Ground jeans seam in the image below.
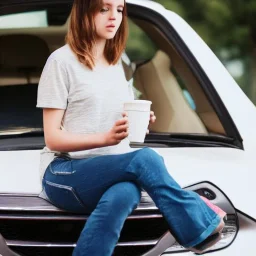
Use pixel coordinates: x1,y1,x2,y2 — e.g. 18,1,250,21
45,180,85,209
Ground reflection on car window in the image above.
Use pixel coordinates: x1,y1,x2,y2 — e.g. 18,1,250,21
183,90,196,110
0,11,48,29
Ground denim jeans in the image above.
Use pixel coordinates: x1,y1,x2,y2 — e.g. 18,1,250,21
43,148,220,256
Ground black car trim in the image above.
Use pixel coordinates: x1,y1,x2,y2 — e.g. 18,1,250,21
0,136,239,151
0,132,240,150
236,209,256,223
0,0,243,149
0,0,71,14
6,238,158,247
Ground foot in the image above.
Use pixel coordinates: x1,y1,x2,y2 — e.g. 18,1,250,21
212,217,225,234
200,196,227,220
189,232,222,254
188,218,225,254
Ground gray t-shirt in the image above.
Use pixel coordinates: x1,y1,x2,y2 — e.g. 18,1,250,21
37,44,136,180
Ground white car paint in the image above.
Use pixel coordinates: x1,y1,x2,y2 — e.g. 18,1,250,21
0,147,255,219
128,0,165,12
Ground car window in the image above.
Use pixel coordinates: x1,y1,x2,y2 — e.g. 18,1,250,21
126,18,226,136
126,19,157,62
0,4,225,139
0,11,48,29
0,8,55,134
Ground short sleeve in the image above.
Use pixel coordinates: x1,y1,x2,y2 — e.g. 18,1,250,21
37,58,69,109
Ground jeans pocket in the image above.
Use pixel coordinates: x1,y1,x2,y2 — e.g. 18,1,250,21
44,180,86,213
49,157,76,175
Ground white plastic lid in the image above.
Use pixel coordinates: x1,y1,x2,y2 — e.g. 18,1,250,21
123,100,152,112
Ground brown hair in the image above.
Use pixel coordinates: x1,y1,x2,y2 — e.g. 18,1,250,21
65,0,128,70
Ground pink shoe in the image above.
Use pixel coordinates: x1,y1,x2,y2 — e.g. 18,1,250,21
200,196,227,220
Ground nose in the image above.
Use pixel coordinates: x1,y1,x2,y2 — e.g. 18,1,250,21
109,9,117,20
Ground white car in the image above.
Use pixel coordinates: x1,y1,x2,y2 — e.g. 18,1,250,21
0,0,255,255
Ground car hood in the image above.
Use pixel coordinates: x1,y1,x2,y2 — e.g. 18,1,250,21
0,148,255,220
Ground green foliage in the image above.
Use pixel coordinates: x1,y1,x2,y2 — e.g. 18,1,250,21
154,0,256,104
126,20,157,61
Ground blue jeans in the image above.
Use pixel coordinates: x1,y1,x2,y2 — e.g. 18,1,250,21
43,148,220,256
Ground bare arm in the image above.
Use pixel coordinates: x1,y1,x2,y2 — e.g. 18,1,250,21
43,108,129,152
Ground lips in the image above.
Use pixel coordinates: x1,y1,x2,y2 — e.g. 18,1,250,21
106,25,115,28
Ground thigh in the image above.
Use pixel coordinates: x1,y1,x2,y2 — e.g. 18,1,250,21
43,150,142,212
89,181,141,218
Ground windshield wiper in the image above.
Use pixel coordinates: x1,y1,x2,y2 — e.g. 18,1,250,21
136,132,240,149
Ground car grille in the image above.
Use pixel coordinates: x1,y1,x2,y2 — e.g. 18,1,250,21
0,183,238,256
0,193,168,256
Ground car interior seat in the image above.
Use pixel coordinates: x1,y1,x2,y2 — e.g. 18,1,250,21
0,35,49,131
0,34,50,86
133,50,208,134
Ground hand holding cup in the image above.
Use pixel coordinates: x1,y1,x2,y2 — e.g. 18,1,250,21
123,100,152,143
147,111,157,134
105,113,129,146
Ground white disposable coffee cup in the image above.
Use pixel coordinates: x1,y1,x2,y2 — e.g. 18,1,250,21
123,100,152,143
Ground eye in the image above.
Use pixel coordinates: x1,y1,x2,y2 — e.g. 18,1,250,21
100,7,109,13
117,8,123,13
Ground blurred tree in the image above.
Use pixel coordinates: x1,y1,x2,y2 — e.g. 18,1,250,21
155,0,256,105
126,20,157,61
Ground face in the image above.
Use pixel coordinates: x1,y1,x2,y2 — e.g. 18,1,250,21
94,0,125,40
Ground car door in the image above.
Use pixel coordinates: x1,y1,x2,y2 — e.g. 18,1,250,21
127,0,256,219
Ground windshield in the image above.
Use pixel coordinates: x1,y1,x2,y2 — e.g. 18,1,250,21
0,4,69,135
0,10,48,29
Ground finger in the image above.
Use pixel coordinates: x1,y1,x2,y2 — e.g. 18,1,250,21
122,112,128,118
150,116,156,123
115,131,128,140
116,117,128,126
114,139,121,145
146,129,149,134
115,124,129,133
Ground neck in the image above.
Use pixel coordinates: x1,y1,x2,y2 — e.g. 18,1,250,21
93,38,107,64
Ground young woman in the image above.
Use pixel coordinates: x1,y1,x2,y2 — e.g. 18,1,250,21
37,0,226,255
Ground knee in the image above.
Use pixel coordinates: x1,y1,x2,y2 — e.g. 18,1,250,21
133,148,164,166
139,147,162,159
102,182,141,214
